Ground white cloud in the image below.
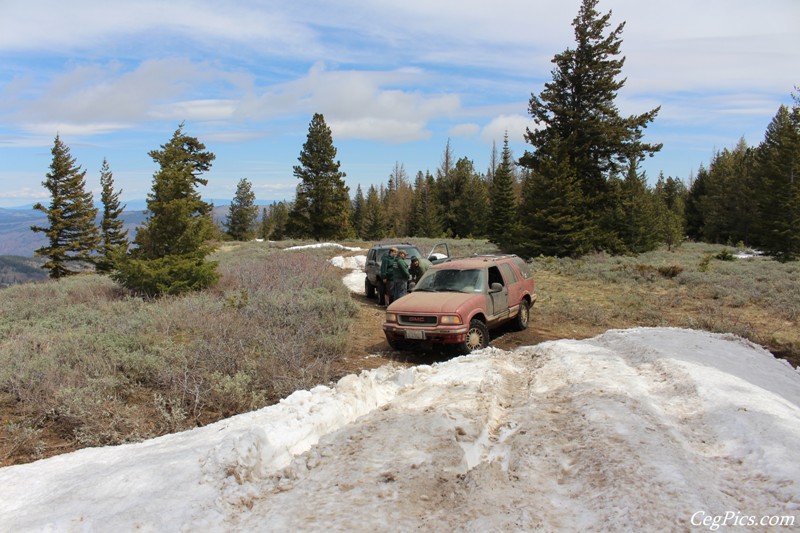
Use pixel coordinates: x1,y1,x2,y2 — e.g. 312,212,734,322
481,115,535,145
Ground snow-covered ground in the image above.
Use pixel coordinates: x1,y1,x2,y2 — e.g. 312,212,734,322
1,252,798,531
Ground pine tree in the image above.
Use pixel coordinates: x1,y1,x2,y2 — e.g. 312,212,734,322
519,0,661,253
685,166,709,241
258,207,272,240
516,138,594,258
453,158,489,238
700,140,757,245
384,162,414,237
351,185,366,238
612,160,659,253
362,185,387,240
96,159,129,273
654,174,687,251
410,171,442,237
225,178,259,241
32,135,100,278
113,124,218,296
288,113,352,240
755,103,800,261
268,201,289,240
489,134,519,249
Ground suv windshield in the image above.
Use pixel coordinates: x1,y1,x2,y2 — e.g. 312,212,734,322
414,268,484,293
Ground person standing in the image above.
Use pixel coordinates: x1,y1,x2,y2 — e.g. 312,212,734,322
379,247,397,306
393,249,411,300
409,256,427,287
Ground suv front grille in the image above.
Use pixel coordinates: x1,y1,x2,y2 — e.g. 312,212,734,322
398,315,437,326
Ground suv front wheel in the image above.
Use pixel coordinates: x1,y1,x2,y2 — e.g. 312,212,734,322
458,319,489,354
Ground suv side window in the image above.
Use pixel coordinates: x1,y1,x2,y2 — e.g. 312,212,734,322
500,263,518,284
488,265,504,287
512,256,532,279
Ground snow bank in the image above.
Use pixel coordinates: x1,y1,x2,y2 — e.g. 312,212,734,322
330,254,368,294
284,243,364,252
1,328,798,532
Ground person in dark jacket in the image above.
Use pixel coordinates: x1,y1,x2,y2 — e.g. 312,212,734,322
409,256,427,286
393,249,411,300
379,247,397,306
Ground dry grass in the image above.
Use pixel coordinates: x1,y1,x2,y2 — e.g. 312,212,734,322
0,241,357,466
531,242,800,366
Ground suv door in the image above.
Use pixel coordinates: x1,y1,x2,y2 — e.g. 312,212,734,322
486,265,509,320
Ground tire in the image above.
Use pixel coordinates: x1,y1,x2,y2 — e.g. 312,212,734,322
458,319,490,354
365,277,376,298
514,299,530,331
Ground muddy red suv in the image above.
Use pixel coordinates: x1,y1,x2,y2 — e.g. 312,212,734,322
383,255,536,354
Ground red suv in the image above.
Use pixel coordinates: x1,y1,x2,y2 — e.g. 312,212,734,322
383,255,536,354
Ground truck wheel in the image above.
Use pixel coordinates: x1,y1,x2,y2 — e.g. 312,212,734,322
458,319,489,354
365,277,376,298
514,300,530,331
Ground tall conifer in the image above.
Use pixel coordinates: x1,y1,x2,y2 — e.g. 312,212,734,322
489,134,519,249
96,159,129,273
225,178,259,241
288,113,352,240
519,0,661,253
32,135,100,278
113,124,218,296
756,104,800,261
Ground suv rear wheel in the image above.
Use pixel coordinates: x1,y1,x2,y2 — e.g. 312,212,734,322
365,277,376,299
458,319,489,354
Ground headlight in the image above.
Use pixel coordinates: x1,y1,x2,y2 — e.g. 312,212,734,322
439,315,463,325
385,313,397,323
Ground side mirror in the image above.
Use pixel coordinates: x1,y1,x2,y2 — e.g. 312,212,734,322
490,282,503,293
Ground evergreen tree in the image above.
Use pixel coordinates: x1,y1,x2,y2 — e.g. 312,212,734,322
32,135,100,278
489,134,519,249
519,0,661,253
268,201,290,240
258,207,272,240
113,124,218,296
654,174,686,251
700,140,757,245
384,162,414,237
224,178,259,241
351,185,366,238
410,171,442,237
612,160,659,253
96,159,129,273
684,166,709,241
288,113,352,240
453,158,489,238
755,103,800,261
362,185,387,240
515,137,594,257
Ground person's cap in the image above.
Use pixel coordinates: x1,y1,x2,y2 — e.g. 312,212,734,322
410,256,418,261
389,247,398,252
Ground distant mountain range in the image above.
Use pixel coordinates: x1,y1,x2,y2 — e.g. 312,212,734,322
0,203,259,257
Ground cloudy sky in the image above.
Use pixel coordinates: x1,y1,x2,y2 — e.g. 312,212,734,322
0,0,797,208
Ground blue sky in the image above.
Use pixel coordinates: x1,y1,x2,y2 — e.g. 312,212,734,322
1,0,798,208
